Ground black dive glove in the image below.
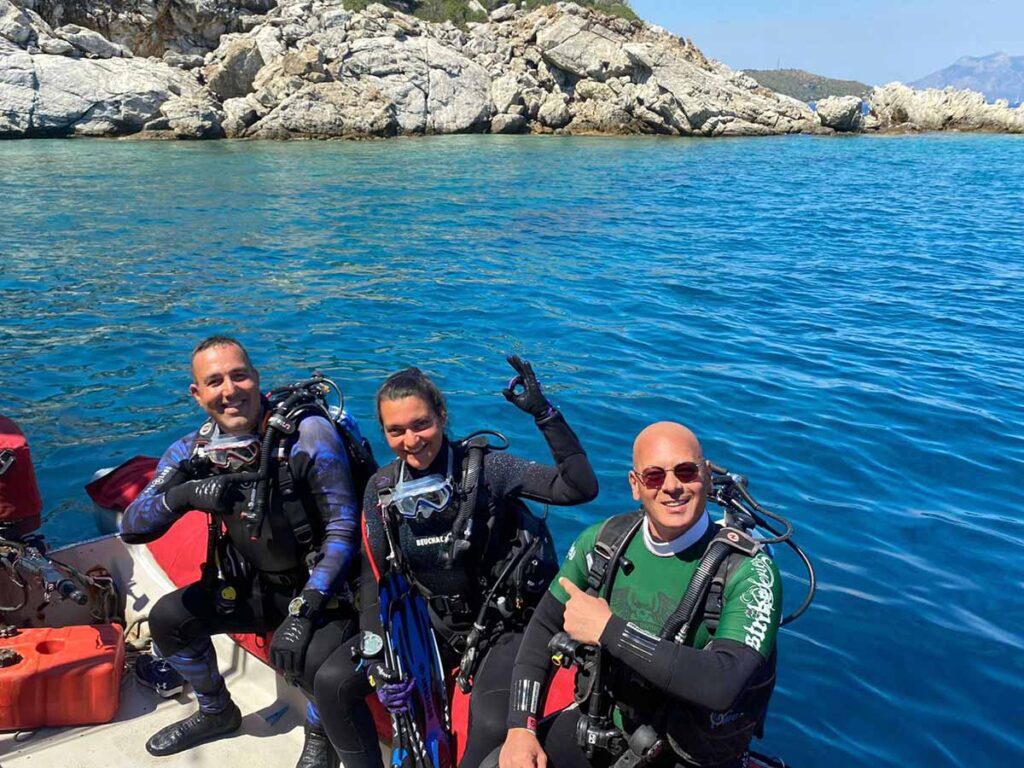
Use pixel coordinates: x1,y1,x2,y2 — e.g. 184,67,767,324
163,475,241,516
270,590,325,678
502,355,555,421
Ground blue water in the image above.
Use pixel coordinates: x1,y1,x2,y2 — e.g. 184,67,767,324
2,134,1023,766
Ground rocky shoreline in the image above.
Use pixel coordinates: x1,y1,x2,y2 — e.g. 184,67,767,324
1,0,1022,139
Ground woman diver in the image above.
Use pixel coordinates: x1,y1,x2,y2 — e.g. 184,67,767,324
312,356,598,768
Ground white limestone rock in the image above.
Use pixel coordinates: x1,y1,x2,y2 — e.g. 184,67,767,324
158,92,223,137
54,23,132,58
205,35,263,100
619,39,818,135
163,49,205,69
815,95,863,132
0,0,34,45
37,33,73,54
868,82,1024,133
247,79,397,138
535,9,632,81
489,4,516,23
490,111,526,133
338,35,491,134
20,0,277,58
220,94,262,136
0,38,34,135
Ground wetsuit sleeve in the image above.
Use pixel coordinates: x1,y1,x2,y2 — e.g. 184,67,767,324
357,477,388,638
487,411,598,505
598,553,782,712
506,526,596,730
507,591,565,731
119,436,194,545
290,416,360,597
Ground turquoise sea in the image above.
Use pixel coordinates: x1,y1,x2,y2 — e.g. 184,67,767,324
1,134,1023,766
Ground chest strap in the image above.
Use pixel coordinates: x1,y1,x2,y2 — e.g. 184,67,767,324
585,511,644,596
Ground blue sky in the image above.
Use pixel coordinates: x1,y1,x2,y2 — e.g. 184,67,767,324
630,0,1024,85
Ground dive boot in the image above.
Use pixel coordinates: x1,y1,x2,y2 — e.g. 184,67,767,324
145,701,242,756
296,723,339,768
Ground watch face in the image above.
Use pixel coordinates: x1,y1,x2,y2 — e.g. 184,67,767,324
288,597,305,617
359,631,384,658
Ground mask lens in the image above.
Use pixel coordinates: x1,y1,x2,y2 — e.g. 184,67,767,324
391,475,453,519
206,436,260,470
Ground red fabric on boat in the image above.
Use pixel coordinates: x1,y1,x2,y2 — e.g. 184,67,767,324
0,415,43,534
448,663,576,761
85,455,158,510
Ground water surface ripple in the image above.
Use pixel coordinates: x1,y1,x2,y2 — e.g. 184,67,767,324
2,134,1023,766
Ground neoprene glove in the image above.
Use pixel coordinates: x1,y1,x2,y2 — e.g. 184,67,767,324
367,663,415,715
270,615,314,678
163,475,240,516
502,355,555,420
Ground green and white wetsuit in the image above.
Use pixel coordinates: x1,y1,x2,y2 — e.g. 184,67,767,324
509,512,782,767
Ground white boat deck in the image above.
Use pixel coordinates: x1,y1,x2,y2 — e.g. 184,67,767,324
1,535,310,768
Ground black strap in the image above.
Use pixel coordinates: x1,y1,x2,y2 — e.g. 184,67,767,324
660,525,764,643
586,511,644,595
702,550,746,634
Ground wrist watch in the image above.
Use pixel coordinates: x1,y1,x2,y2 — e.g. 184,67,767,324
288,594,321,619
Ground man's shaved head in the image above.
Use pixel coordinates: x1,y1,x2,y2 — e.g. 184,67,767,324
629,421,709,542
633,422,703,469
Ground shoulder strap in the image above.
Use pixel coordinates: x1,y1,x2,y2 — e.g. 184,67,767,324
660,523,764,643
585,511,644,595
447,436,488,565
188,419,217,462
701,549,748,635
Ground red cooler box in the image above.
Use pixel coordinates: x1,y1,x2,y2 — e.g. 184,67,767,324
0,624,125,730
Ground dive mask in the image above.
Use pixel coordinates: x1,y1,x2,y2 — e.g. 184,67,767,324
203,432,261,471
389,474,453,519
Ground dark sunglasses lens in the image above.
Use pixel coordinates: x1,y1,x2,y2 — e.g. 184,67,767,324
673,462,701,482
640,468,667,489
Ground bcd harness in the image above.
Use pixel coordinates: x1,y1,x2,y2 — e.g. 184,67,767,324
561,510,776,768
375,432,558,691
186,374,377,595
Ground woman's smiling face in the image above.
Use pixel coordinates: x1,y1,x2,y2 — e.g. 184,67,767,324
379,395,446,470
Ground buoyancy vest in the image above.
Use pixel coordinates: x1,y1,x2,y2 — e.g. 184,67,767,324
585,511,777,768
187,415,329,578
374,439,558,639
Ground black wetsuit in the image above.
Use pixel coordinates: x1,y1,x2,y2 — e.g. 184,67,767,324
121,414,360,727
314,410,598,768
503,515,782,768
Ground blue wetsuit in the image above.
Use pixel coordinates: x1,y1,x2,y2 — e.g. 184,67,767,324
121,413,360,724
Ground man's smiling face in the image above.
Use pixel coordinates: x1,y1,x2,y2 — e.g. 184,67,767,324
189,343,261,435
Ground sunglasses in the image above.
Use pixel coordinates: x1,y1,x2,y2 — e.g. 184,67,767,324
633,461,704,490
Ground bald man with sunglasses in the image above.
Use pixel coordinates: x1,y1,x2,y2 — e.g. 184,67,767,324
496,422,782,768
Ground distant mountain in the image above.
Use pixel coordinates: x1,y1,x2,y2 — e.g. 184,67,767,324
911,53,1024,104
742,69,871,103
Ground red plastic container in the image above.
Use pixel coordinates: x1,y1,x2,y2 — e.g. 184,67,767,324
0,624,124,730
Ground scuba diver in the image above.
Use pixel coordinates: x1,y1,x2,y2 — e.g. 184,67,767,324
120,335,366,768
496,421,809,768
312,357,599,768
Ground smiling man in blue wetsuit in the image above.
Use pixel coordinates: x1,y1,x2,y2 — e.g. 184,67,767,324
120,335,360,768
497,422,783,768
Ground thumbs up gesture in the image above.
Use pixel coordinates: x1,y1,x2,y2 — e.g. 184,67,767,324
559,577,613,646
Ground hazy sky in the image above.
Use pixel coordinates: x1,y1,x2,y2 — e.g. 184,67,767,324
630,0,1024,85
